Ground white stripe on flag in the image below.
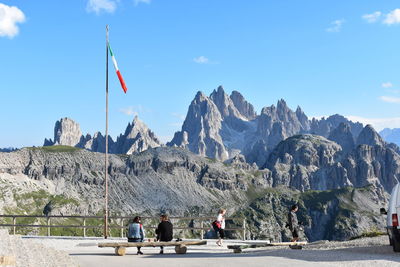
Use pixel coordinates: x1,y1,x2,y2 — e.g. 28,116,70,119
111,56,119,71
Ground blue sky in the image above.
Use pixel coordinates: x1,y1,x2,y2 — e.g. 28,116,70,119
2,0,400,148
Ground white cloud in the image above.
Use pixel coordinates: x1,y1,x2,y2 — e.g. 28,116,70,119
379,95,400,103
387,89,400,94
345,115,400,131
171,112,185,121
134,0,151,6
382,82,393,88
168,122,183,127
384,8,400,25
119,106,138,116
362,11,382,23
119,105,152,116
158,135,173,143
326,19,345,32
193,56,209,64
86,0,116,14
0,3,25,38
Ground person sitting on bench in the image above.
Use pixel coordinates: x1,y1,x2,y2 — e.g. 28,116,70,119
287,205,300,242
127,216,145,255
156,214,173,254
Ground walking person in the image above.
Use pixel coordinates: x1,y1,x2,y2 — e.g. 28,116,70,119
287,204,300,242
156,214,173,254
127,216,145,255
213,208,226,246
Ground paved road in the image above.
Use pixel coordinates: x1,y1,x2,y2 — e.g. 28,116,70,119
68,245,399,267
26,236,400,267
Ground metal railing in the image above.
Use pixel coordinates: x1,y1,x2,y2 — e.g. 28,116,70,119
0,215,246,240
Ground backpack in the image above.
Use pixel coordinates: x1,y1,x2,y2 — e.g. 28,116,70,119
212,220,221,230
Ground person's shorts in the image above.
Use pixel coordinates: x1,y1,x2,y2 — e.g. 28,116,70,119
216,228,225,239
292,228,299,238
128,238,143,242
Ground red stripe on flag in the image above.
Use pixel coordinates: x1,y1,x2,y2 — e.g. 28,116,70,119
116,70,128,93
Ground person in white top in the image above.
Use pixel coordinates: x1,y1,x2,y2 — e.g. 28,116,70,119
214,208,226,246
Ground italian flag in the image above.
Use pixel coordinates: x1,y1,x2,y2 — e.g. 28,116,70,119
108,44,128,93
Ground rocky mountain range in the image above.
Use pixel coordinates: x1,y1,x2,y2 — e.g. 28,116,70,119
265,125,400,193
1,85,399,242
42,86,368,168
168,86,365,167
44,116,161,154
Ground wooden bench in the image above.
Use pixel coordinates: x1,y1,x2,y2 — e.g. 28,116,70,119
0,256,16,266
228,241,307,253
98,240,207,256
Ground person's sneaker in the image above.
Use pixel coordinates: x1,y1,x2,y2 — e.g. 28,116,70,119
137,251,144,255
159,250,164,254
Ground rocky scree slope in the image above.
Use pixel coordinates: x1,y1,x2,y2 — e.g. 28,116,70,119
0,146,266,217
0,144,391,242
234,185,387,242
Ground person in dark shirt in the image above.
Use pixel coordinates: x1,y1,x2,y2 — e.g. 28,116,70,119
156,214,173,254
287,204,299,242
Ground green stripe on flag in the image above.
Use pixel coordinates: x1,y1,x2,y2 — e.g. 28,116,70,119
108,44,114,57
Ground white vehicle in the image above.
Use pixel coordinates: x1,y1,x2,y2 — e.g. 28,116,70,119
381,183,400,252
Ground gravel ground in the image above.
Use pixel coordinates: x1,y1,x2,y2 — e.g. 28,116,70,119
14,235,400,267
0,230,78,267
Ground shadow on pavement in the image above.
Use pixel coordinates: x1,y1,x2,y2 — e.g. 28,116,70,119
70,245,400,264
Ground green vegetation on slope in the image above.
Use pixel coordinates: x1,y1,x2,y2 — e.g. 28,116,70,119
28,146,82,153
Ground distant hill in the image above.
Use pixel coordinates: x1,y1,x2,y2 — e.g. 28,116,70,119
380,128,400,146
0,147,18,152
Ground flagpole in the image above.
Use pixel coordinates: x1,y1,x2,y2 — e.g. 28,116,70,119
104,24,109,239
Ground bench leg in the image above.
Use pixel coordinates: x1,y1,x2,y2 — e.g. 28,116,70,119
115,246,126,256
233,248,242,253
175,245,187,254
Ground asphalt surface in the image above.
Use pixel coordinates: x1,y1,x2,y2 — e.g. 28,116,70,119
24,236,400,267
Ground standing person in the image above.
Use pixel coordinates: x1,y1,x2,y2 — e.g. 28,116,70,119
213,208,226,246
127,216,145,255
156,214,173,254
287,205,300,242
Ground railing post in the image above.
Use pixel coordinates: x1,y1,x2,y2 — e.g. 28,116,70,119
120,219,124,238
242,219,246,241
47,217,51,236
200,220,204,240
83,217,86,238
12,217,16,235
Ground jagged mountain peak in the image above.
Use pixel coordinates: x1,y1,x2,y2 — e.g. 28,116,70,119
194,91,208,102
51,117,82,147
44,115,161,154
261,104,276,114
124,116,151,138
117,116,162,154
209,85,247,121
356,124,385,147
277,99,288,109
328,122,355,152
230,90,257,120
310,114,364,140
